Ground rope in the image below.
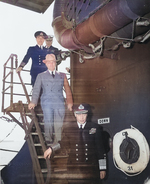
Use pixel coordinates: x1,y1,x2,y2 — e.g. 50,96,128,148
0,123,17,144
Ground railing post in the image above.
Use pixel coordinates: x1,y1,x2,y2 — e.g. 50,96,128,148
1,63,6,112
1,54,24,113
10,56,14,107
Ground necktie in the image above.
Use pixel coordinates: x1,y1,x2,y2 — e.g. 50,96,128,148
52,71,55,78
79,124,84,161
79,125,83,139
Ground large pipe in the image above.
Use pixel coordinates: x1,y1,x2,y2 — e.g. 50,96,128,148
52,0,150,50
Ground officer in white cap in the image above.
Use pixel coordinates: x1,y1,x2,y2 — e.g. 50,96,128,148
45,35,71,65
44,103,107,183
45,35,60,58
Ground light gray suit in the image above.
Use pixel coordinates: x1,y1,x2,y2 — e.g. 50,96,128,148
31,70,66,143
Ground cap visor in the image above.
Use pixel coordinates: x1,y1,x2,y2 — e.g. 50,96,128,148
74,110,88,114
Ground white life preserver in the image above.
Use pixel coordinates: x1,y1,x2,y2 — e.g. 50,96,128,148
113,125,150,176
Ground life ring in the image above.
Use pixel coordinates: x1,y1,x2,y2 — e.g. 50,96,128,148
113,125,150,176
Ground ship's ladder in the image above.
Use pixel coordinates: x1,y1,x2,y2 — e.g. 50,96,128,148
1,54,51,184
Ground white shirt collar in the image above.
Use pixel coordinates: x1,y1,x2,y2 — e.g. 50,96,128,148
38,45,43,49
77,122,86,129
45,45,51,48
48,70,56,75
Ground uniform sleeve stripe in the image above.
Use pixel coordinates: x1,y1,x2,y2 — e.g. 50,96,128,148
99,158,106,170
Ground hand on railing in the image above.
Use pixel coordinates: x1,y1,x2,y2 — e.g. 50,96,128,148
28,102,36,110
16,66,23,73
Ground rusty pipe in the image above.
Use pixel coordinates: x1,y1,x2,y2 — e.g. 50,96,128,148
52,0,150,50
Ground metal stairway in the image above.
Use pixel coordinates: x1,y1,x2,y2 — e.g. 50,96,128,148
1,54,51,184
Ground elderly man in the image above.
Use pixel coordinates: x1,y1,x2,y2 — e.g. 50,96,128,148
28,54,73,144
44,103,107,184
16,31,48,86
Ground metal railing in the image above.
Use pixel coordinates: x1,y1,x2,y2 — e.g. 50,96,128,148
1,54,51,183
1,54,31,113
2,54,18,112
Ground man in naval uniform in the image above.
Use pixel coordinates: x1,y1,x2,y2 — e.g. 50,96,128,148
45,35,60,56
45,35,70,65
16,31,48,86
44,103,107,184
28,54,73,145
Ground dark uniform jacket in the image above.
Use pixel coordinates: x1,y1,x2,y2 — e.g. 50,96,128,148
46,45,61,64
20,45,47,85
60,121,107,178
46,45,59,56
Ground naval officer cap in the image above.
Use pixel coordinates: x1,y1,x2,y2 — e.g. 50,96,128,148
46,35,54,41
74,103,89,114
34,31,47,38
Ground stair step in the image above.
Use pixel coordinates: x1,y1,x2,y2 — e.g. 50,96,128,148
54,155,68,159
37,114,43,116
31,132,38,135
39,122,44,125
25,112,32,116
54,168,67,172
34,143,42,146
25,113,43,116
38,155,44,159
41,169,48,173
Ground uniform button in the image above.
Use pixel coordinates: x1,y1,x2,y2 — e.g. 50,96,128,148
76,144,78,146
76,154,78,156
85,144,88,146
86,149,88,151
86,158,88,160
85,153,87,155
39,63,41,65
76,158,78,161
76,149,78,151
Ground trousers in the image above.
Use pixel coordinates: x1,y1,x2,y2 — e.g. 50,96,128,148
41,105,65,143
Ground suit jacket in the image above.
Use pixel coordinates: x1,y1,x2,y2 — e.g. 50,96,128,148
31,70,73,108
61,121,107,171
19,45,47,79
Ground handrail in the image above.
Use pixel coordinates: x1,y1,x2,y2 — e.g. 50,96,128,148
1,54,31,113
16,61,51,184
2,54,18,112
17,75,51,184
4,54,18,67
2,54,51,183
